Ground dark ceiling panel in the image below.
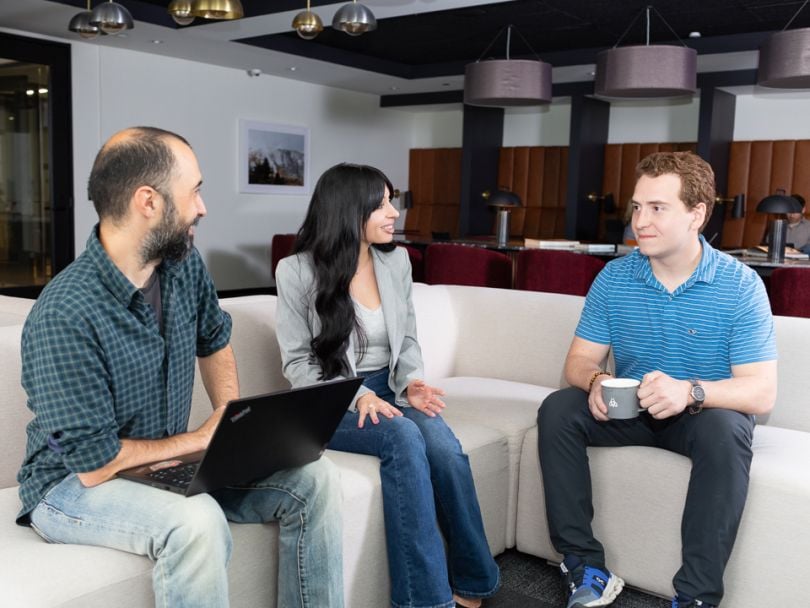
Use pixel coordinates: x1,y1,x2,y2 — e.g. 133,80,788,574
52,0,810,79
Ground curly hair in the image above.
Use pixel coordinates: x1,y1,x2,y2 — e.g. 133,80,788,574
635,151,716,229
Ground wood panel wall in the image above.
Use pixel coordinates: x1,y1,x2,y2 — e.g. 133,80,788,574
405,148,462,237
600,142,697,240
496,146,569,239
721,140,810,248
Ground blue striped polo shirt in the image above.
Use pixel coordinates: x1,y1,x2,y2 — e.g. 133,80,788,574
576,236,776,382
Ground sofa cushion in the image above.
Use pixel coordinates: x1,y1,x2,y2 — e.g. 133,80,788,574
515,424,810,607
766,315,810,432
438,377,554,548
0,296,34,327
0,325,28,490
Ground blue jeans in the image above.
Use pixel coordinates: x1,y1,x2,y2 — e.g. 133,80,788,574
328,367,499,608
29,458,343,608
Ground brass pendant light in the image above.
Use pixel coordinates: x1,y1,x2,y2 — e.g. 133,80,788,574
292,0,323,40
68,0,100,39
190,0,244,20
332,0,377,36
168,0,195,26
89,0,134,35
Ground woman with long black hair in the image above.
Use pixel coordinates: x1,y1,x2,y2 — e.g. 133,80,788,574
275,163,499,608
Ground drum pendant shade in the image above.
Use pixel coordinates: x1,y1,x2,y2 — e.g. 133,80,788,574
758,27,810,88
464,59,551,107
595,45,697,98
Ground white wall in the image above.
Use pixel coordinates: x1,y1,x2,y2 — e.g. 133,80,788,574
733,90,810,140
503,99,572,147
71,45,416,290
607,97,700,144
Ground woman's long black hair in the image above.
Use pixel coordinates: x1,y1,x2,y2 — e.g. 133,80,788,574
292,163,395,379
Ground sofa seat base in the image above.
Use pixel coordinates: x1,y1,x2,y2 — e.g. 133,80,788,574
438,376,554,548
515,424,810,608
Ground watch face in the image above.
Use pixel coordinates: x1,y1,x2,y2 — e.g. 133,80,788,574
691,384,706,402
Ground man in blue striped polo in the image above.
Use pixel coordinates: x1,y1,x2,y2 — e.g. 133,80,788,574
538,151,777,608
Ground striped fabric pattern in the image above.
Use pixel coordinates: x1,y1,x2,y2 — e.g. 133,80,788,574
576,237,776,382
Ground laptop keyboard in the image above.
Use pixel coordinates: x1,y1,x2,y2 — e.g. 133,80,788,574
145,463,198,488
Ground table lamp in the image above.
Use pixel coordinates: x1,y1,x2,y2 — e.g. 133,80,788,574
483,190,521,246
756,193,802,262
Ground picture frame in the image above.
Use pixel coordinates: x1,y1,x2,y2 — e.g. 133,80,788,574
239,119,310,195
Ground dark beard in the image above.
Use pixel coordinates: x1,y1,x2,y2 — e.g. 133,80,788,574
141,195,198,264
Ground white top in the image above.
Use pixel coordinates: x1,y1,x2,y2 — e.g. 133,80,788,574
353,300,391,372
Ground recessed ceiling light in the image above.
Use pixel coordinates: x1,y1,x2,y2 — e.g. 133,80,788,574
689,31,701,38
38,88,48,94
25,89,34,96
151,39,163,44
288,66,297,72
390,86,399,91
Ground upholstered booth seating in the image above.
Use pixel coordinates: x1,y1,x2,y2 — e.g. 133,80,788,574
270,233,297,279
396,244,425,283
1,286,808,607
768,267,810,317
424,243,512,288
514,249,605,296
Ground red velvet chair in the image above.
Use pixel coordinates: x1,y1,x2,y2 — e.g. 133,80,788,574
271,233,297,278
769,267,810,317
424,243,512,288
514,249,605,296
397,244,425,283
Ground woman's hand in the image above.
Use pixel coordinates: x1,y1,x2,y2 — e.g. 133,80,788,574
356,392,402,428
406,380,446,417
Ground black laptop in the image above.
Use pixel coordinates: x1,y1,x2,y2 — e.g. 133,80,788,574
118,377,363,496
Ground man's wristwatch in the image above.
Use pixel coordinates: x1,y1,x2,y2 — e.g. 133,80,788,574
688,379,705,415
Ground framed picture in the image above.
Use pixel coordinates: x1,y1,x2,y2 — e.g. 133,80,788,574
239,120,310,194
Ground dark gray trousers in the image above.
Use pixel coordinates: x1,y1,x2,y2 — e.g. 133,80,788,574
537,387,755,605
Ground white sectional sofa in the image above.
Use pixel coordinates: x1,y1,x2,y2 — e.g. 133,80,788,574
1,286,808,607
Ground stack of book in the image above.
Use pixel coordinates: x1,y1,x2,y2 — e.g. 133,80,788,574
523,238,615,254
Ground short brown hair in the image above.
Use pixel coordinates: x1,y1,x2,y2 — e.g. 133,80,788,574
635,151,715,230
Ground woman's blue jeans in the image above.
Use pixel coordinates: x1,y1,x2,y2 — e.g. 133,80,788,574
328,367,500,608
29,458,343,608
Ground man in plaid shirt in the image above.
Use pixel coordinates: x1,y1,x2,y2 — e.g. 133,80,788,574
16,127,344,608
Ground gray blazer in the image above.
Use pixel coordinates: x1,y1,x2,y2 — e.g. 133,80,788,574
275,246,424,408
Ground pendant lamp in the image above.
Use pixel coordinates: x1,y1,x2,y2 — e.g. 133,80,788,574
758,0,810,88
332,0,377,36
90,0,134,35
68,0,100,39
464,25,552,107
168,0,195,26
191,0,244,20
292,0,324,40
595,6,696,99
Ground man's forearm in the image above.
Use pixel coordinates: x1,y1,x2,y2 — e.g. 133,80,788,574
76,431,209,488
199,344,239,409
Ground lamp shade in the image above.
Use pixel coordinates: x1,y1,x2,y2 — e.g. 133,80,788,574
332,1,376,35
68,10,100,38
731,194,746,219
756,194,802,214
89,1,134,35
191,0,244,20
168,0,195,25
595,45,697,98
486,190,522,207
464,59,552,107
758,27,810,88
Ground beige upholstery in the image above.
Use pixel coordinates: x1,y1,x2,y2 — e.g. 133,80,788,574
1,285,808,608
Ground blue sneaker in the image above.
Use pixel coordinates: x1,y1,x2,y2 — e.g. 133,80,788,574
560,557,624,607
672,596,714,608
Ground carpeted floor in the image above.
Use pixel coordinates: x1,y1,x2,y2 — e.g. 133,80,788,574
487,549,671,608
